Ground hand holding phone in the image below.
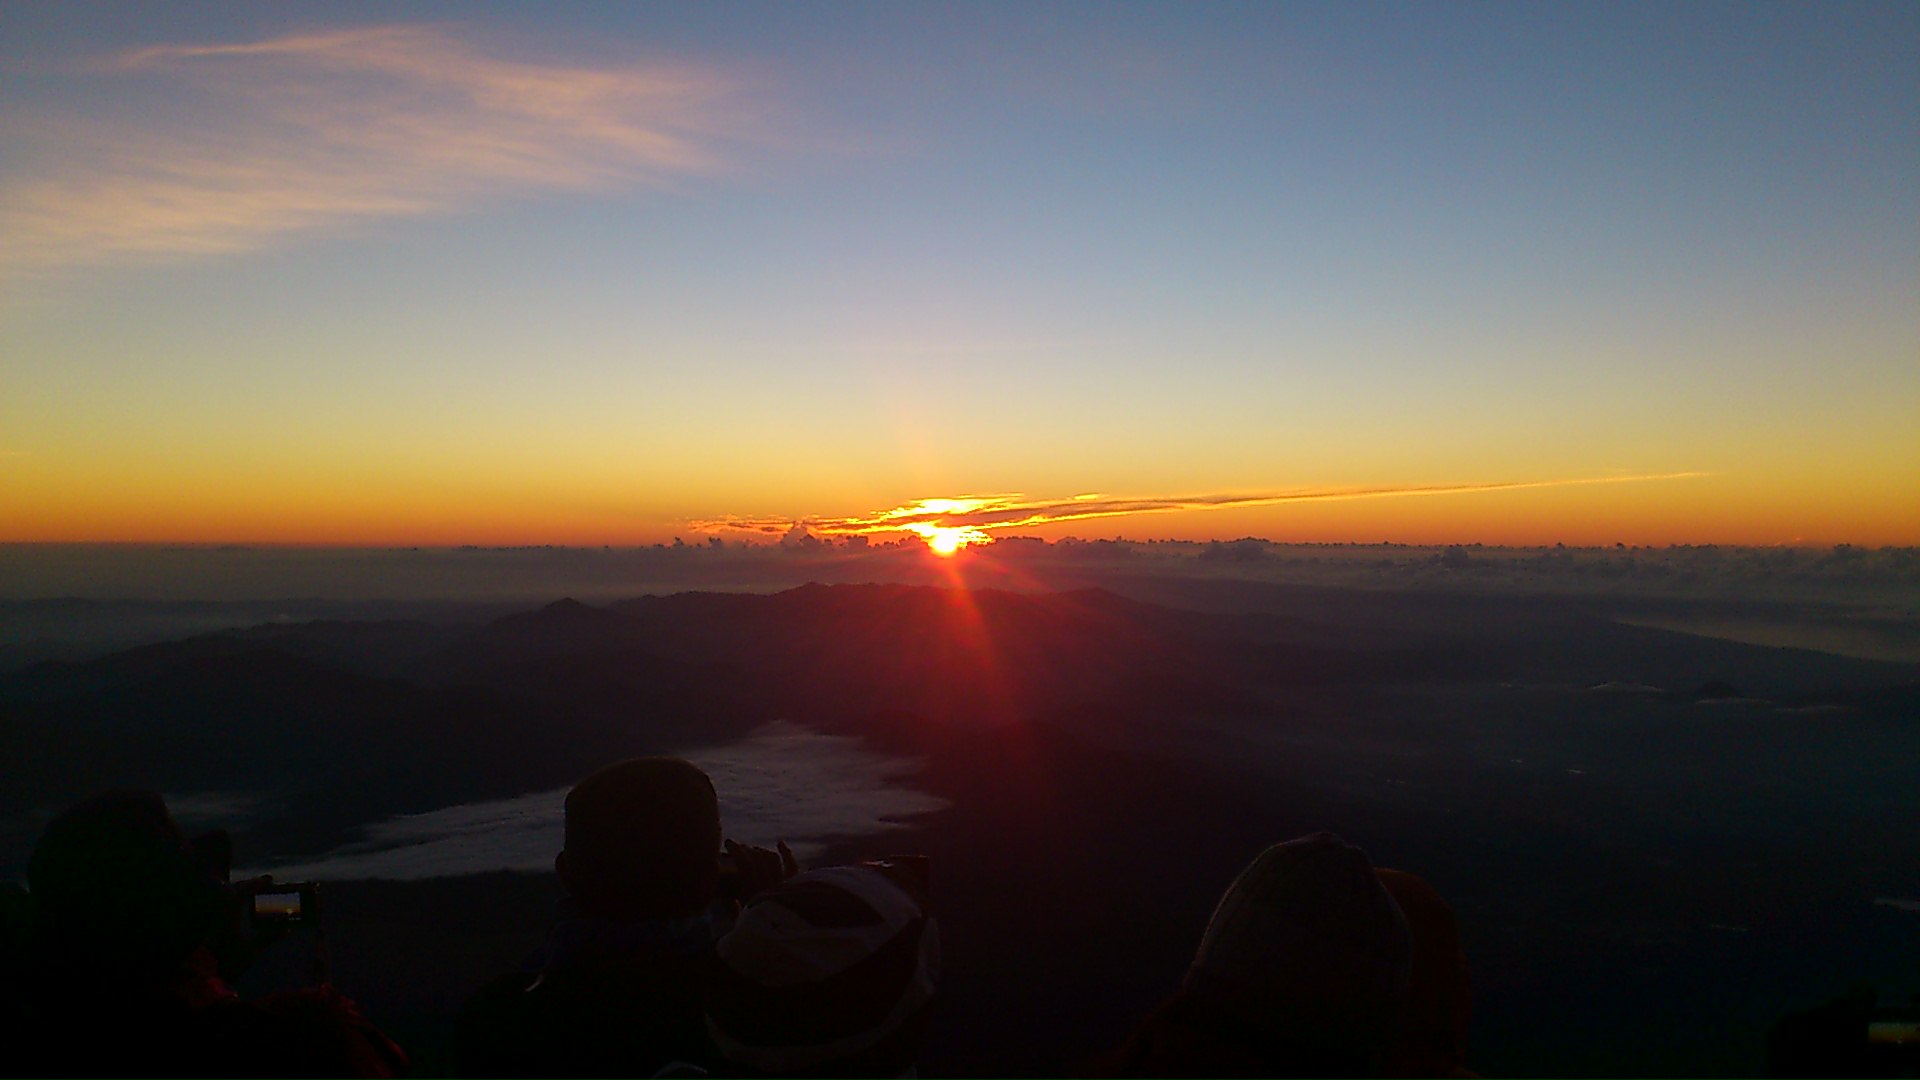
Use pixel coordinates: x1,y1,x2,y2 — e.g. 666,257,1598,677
251,883,320,930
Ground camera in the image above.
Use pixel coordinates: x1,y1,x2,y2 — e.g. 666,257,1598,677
251,882,320,930
1870,1008,1920,1045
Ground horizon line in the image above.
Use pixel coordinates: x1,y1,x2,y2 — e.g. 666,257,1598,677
1,537,1907,552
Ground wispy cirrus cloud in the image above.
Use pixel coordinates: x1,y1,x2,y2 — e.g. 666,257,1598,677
1,25,755,279
690,472,1712,546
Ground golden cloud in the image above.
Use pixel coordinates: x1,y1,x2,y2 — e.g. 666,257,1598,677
1,25,753,278
689,473,1712,540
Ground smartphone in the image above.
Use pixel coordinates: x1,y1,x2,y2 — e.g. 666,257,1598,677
252,882,320,929
1869,1019,1920,1045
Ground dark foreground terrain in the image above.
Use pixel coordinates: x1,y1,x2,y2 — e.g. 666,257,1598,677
6,579,1917,1075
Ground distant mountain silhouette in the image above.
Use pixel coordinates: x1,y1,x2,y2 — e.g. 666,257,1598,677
2,644,669,852
1,618,456,703
600,583,1455,725
465,597,646,655
5,581,1913,868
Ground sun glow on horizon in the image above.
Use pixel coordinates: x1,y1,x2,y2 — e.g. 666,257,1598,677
680,473,1734,551
910,523,989,556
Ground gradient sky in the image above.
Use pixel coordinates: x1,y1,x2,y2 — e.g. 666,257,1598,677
4,2,1916,548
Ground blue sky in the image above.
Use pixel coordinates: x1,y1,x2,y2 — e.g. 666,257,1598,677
3,2,1915,545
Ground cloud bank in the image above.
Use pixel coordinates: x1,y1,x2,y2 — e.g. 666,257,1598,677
247,722,947,881
2,25,752,278
688,473,1712,543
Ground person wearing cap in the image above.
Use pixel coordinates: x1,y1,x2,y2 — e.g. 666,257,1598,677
706,859,940,1078
7,789,407,1077
455,757,797,1078
1100,832,1420,1078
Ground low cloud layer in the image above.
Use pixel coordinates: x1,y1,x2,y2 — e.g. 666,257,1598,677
246,722,948,881
2,25,751,278
689,473,1712,543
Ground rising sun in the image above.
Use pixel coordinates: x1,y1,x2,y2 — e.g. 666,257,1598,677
925,528,966,557
909,522,989,556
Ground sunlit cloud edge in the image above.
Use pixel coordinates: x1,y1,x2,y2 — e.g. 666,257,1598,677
687,472,1713,549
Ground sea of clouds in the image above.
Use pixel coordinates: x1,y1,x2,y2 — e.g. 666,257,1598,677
242,721,949,882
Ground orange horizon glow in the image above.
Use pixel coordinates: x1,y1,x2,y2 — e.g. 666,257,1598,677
8,483,1917,550
6,449,1917,551
658,474,1918,551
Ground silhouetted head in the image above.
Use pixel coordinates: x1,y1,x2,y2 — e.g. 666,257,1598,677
557,758,722,921
707,863,939,1077
1373,868,1472,1078
1175,832,1413,1075
27,790,230,982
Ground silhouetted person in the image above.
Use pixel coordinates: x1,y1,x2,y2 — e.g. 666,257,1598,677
6,790,406,1077
706,860,940,1077
456,757,795,1078
1100,832,1414,1078
1374,869,1475,1079
1,879,37,1065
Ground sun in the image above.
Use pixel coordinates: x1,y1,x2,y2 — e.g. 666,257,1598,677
926,528,966,557
911,523,988,556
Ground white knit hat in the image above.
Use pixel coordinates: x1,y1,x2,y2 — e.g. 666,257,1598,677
708,865,940,1075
